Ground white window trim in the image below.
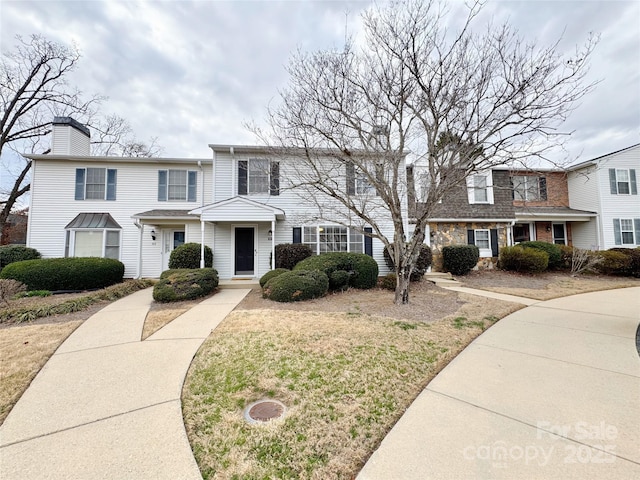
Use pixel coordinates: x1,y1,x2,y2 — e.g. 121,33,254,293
552,222,567,246
614,169,631,195
67,229,121,260
619,219,635,245
302,225,363,254
512,175,541,201
474,229,492,257
247,158,270,195
467,172,494,205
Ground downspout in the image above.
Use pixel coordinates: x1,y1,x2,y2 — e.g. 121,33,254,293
134,220,143,278
211,149,216,203
198,160,205,269
508,220,516,246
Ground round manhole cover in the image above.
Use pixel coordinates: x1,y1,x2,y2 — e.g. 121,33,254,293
244,399,286,424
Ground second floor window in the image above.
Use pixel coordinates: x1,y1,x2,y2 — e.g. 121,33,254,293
75,168,117,200
238,159,280,195
512,175,547,201
609,168,637,195
158,169,197,201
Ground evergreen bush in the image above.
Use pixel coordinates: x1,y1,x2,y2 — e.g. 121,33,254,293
153,268,218,302
596,250,632,276
273,243,313,270
607,248,640,277
519,241,562,269
259,268,289,287
294,252,378,290
262,270,329,302
442,245,479,275
168,243,213,269
0,245,41,271
499,246,549,273
383,243,432,281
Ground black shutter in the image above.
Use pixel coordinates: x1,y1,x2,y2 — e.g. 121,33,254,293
238,160,248,195
490,229,499,256
630,169,637,195
106,169,117,201
293,227,302,244
364,227,373,256
75,169,85,200
346,161,355,195
158,170,167,201
510,176,515,200
270,161,280,196
609,169,617,194
539,177,547,201
467,229,475,245
613,219,621,245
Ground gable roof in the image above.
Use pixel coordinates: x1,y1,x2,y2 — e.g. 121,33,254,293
189,197,286,222
567,143,640,171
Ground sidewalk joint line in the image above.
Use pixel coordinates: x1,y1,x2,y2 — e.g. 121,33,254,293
512,318,635,340
526,303,638,320
54,340,143,356
425,389,640,466
0,399,179,449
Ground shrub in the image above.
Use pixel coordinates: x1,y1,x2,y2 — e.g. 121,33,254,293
153,268,218,302
329,270,351,291
596,250,632,276
0,279,26,305
379,273,397,291
160,268,196,279
569,248,602,275
608,248,640,277
294,252,379,290
262,270,329,302
499,246,549,273
383,243,433,281
442,245,479,275
168,243,213,269
0,257,124,291
558,245,574,270
259,268,289,287
0,245,41,271
273,243,313,270
14,290,51,299
519,241,562,269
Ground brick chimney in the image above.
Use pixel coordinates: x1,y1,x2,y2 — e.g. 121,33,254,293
51,117,91,155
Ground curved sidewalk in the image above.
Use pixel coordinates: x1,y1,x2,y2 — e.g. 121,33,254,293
358,286,640,479
0,287,250,480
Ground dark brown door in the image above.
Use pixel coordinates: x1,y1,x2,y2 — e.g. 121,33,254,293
235,227,254,275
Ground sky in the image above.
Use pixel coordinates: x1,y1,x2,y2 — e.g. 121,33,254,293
1,0,639,181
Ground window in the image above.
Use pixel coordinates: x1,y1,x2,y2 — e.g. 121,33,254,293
512,175,547,201
238,159,279,195
66,230,121,259
468,228,498,257
75,168,117,200
552,223,567,245
355,172,374,195
158,170,197,201
513,223,532,243
466,172,494,204
609,168,637,195
613,218,640,245
620,220,634,244
474,229,490,250
302,225,364,254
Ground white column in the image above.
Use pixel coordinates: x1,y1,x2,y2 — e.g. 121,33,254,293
200,220,205,268
271,220,275,269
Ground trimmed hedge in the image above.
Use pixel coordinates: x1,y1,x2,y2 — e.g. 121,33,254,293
329,270,351,291
294,252,379,290
519,241,562,269
608,248,640,277
499,246,549,273
0,245,41,271
169,243,213,269
262,270,329,302
0,257,124,291
274,243,313,270
383,243,432,281
259,268,289,287
596,250,632,276
153,268,219,302
442,245,479,275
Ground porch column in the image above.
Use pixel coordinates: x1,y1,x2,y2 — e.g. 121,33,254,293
271,219,275,269
137,223,144,278
200,220,205,268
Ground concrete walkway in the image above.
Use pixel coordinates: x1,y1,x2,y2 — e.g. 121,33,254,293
0,287,250,480
358,286,640,479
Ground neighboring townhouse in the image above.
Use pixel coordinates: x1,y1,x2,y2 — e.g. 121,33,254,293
26,118,401,279
510,169,596,246
567,144,640,250
424,169,516,270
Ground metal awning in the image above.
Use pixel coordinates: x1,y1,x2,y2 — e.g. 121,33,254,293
131,209,195,222
65,213,121,229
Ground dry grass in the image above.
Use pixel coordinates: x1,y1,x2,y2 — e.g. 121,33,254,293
0,320,82,424
142,308,188,340
460,270,640,300
183,294,522,480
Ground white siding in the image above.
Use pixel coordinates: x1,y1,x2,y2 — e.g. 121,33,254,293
570,221,599,250
51,124,90,156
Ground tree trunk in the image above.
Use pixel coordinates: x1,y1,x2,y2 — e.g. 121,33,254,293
394,269,411,304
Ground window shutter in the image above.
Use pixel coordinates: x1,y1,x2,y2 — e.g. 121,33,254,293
467,229,475,245
187,171,197,202
270,161,280,196
106,169,117,200
364,227,373,256
486,172,494,204
630,169,637,195
609,169,617,194
75,169,85,200
346,162,355,195
634,219,640,245
292,227,302,244
613,219,621,245
466,176,475,204
490,229,499,256
510,177,515,200
539,177,547,201
238,160,248,195
158,170,167,201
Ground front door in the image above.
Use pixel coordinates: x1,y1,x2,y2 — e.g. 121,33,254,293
552,223,566,245
163,230,185,270
235,227,255,275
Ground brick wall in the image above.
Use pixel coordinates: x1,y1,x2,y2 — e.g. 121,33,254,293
512,171,569,207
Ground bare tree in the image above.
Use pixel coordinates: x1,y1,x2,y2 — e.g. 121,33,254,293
0,34,161,241
256,0,597,304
